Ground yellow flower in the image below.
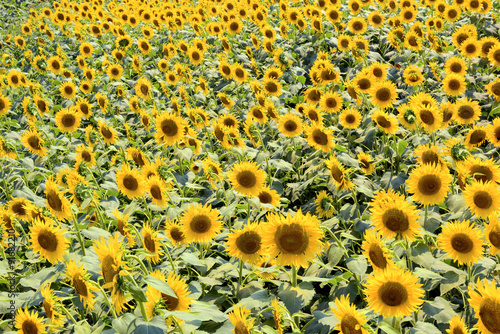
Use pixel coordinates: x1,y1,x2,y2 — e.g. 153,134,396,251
228,161,267,197
370,81,398,109
331,295,368,334
229,304,255,334
116,164,146,199
371,109,398,134
21,128,47,156
180,203,222,243
463,181,500,219
437,220,484,265
468,278,500,334
55,107,82,133
66,259,97,310
15,308,47,334
45,177,72,221
226,223,264,264
407,163,452,206
364,266,424,318
30,218,68,264
142,223,164,264
154,112,187,146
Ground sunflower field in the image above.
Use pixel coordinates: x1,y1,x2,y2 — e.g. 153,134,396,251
2,0,500,332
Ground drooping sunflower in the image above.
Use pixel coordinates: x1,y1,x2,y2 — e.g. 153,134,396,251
116,164,146,199
262,210,324,268
229,304,255,334
487,118,500,147
142,223,164,264
463,181,500,219
442,74,466,96
306,125,335,153
227,161,267,197
358,152,375,174
485,213,500,256
40,284,64,327
154,112,187,146
0,94,11,115
93,234,129,315
339,107,362,129
55,107,82,133
226,223,264,264
15,308,46,334
164,219,186,246
407,163,452,206
257,187,281,208
362,229,393,272
437,220,484,265
314,190,335,219
146,176,169,208
364,266,424,318
180,203,222,243
371,109,398,134
66,259,97,310
21,128,47,157
369,194,420,240
30,218,68,264
145,271,193,320
331,295,368,334
135,77,152,100
325,155,355,191
45,177,72,221
468,278,500,334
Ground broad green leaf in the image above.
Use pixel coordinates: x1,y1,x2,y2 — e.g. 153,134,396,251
143,275,176,298
346,256,367,276
278,282,315,315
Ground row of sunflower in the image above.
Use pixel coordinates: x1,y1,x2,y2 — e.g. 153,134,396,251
1,0,500,333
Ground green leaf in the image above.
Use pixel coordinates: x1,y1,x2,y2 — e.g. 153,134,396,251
127,283,148,303
278,282,315,315
297,75,306,84
414,268,442,281
144,275,176,298
346,256,367,275
414,321,442,334
409,243,435,269
397,140,408,156
489,101,500,118
238,290,271,309
440,271,465,295
422,297,456,324
378,321,400,334
327,244,343,267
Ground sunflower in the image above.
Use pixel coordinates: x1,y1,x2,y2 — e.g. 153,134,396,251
40,284,64,327
372,109,398,134
188,46,204,65
142,223,163,264
460,37,481,59
453,98,481,125
463,181,500,219
415,104,442,133
0,94,11,115
370,81,398,109
75,144,95,167
262,78,282,97
180,203,222,243
303,87,322,105
325,155,354,191
93,234,129,314
154,112,187,146
164,219,186,246
21,128,47,156
228,161,266,197
257,187,281,208
219,60,233,80
414,144,445,168
15,308,46,334
146,176,169,208
437,220,484,265
107,64,123,81
465,125,487,150
468,278,500,334
218,92,235,109
306,125,335,153
98,119,118,145
79,42,93,58
262,210,323,268
447,315,469,334
331,295,368,334
487,118,500,147
337,34,352,52
485,78,500,102
485,213,500,255
45,177,72,221
462,156,500,183
320,91,343,114
277,114,303,137
362,229,393,272
348,17,367,35
226,223,264,264
442,74,466,96
66,259,97,310
29,218,68,264
229,304,255,334
488,45,500,67
339,108,362,129
364,266,424,318
80,80,92,94
55,107,82,133
407,163,452,206
116,164,146,199
59,82,77,100
314,190,335,219
135,77,151,100
5,70,21,89
112,209,135,247
357,152,375,174
370,195,420,240
145,271,192,320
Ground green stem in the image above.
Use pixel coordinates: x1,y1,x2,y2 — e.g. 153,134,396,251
60,306,78,325
72,214,86,256
141,196,152,221
291,265,298,288
171,316,185,334
95,283,118,318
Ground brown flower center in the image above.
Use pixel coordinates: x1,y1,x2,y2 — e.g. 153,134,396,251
488,229,500,248
330,165,343,183
417,174,442,196
169,227,185,242
161,119,178,137
28,135,41,150
73,275,88,296
284,120,298,132
376,115,391,128
312,129,328,145
102,255,118,284
43,300,53,319
275,223,309,254
358,78,371,91
421,150,440,165
38,229,58,252
341,315,363,334
458,105,474,120
470,165,493,183
140,84,149,96
469,130,486,145
190,215,212,234
369,243,388,269
61,114,76,128
379,282,408,306
473,191,492,209
47,190,63,212
382,208,409,233
144,232,156,253
81,150,91,162
236,231,261,254
419,109,435,125
479,298,500,334
150,184,162,200
345,114,356,124
265,81,278,94
237,170,257,188
451,233,473,253
162,293,179,311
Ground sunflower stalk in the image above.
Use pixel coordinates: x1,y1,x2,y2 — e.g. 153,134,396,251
60,305,78,325
141,196,153,222
124,271,148,321
72,215,86,256
171,315,185,334
95,283,118,319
